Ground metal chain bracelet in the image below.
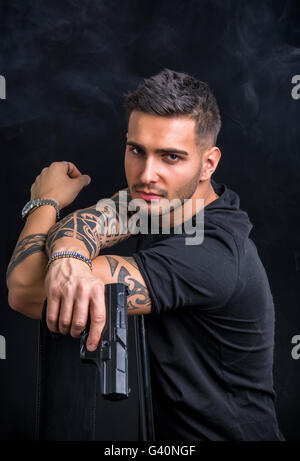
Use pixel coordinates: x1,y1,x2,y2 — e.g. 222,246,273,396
46,251,93,272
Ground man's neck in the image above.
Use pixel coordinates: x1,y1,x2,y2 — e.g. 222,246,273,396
162,180,219,229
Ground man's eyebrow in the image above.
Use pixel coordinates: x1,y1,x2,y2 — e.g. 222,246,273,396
126,141,189,156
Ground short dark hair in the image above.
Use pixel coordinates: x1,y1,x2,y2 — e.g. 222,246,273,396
123,68,221,146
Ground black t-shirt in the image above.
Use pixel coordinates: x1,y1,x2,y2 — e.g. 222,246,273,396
132,178,285,441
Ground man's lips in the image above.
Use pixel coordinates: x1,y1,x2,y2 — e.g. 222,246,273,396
136,190,163,201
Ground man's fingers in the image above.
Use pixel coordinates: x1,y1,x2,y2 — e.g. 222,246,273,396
46,272,103,343
87,287,106,351
46,289,61,333
62,161,91,186
64,161,81,178
58,283,76,334
70,290,90,338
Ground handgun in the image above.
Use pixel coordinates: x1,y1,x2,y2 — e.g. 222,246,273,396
80,283,130,401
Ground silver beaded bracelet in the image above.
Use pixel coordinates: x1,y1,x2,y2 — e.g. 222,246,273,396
46,251,93,271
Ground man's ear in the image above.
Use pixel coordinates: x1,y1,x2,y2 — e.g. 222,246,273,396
199,146,221,181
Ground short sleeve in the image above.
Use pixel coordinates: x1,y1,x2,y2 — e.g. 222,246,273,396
132,230,239,315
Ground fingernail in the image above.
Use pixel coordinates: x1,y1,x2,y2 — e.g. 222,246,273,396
88,344,97,351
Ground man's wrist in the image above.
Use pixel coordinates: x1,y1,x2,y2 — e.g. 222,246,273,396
23,198,60,220
27,203,57,218
48,238,91,259
31,196,61,209
24,204,57,235
46,251,93,272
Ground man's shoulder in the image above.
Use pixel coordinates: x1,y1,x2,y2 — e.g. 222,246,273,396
135,226,240,286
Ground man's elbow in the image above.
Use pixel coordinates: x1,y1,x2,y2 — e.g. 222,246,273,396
7,289,27,314
7,289,20,311
7,289,43,320
6,276,28,311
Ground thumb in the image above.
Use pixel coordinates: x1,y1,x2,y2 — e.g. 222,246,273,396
78,174,91,187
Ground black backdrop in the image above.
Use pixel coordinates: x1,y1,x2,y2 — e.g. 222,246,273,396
1,0,300,441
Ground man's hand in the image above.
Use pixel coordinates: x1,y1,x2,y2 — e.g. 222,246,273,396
30,161,91,210
44,257,105,351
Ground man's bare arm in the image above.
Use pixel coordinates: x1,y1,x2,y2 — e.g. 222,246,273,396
6,188,134,317
6,233,48,280
14,254,152,322
7,188,132,280
6,204,57,316
45,188,133,259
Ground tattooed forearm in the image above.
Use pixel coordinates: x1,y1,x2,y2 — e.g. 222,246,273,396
45,208,102,258
45,189,133,259
6,233,47,279
105,256,151,313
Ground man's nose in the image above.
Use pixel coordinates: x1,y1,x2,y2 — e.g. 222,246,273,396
139,156,159,184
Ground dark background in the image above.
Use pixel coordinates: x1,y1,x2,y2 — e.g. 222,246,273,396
1,0,299,440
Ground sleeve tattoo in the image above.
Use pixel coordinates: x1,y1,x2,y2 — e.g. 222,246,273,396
6,233,47,279
45,188,133,258
6,190,137,289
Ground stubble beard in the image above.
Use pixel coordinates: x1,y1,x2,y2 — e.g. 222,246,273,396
149,164,202,221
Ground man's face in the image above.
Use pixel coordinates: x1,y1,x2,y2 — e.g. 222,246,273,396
124,110,203,217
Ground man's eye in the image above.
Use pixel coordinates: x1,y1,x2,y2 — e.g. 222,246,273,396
166,154,179,162
130,147,142,155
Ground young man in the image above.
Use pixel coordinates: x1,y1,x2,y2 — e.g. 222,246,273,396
6,69,284,440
